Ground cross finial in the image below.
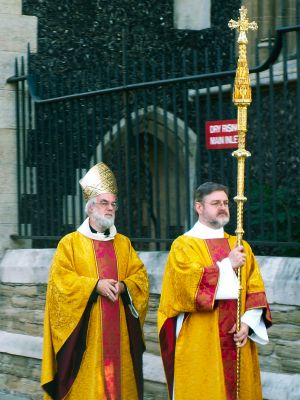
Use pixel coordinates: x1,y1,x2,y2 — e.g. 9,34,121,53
228,5,257,44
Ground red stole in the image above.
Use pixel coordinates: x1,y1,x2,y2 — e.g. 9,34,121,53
93,240,121,400
205,238,237,400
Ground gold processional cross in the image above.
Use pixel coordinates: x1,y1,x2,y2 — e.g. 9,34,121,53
228,6,257,400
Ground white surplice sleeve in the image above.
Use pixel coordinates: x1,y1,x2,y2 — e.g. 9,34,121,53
216,258,269,345
216,258,238,299
241,308,269,344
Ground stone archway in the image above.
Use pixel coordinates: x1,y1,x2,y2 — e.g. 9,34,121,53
99,105,197,247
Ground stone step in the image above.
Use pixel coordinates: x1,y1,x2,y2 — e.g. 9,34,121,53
0,330,168,399
0,330,165,381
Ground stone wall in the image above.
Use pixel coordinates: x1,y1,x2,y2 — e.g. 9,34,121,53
0,249,299,399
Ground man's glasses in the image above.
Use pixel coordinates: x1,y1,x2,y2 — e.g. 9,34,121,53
94,200,118,210
199,200,230,208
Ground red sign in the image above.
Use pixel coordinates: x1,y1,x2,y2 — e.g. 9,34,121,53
205,119,238,150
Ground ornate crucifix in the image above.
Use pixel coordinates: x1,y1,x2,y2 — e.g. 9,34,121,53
228,6,257,400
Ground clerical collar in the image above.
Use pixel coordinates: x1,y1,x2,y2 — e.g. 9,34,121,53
77,217,117,241
89,224,110,237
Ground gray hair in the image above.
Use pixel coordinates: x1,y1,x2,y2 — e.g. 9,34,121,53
85,197,97,215
194,182,229,202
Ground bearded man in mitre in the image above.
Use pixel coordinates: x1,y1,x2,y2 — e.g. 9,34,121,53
41,162,149,400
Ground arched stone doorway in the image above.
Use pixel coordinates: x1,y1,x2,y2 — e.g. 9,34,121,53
99,105,197,248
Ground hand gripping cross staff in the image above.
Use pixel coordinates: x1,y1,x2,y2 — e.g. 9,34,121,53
228,6,257,400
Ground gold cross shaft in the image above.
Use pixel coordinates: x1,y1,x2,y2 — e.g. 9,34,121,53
228,6,258,400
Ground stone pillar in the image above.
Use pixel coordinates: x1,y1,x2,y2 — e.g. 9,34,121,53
0,0,37,257
174,0,211,30
244,0,298,64
277,0,297,57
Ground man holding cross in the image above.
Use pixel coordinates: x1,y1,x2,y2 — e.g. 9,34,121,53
158,182,272,400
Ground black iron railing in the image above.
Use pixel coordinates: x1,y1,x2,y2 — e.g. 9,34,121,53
8,26,300,255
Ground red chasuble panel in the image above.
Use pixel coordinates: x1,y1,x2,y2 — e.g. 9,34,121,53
205,238,237,400
94,240,121,400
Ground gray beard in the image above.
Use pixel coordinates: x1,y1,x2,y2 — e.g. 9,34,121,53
209,215,230,229
93,214,115,231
